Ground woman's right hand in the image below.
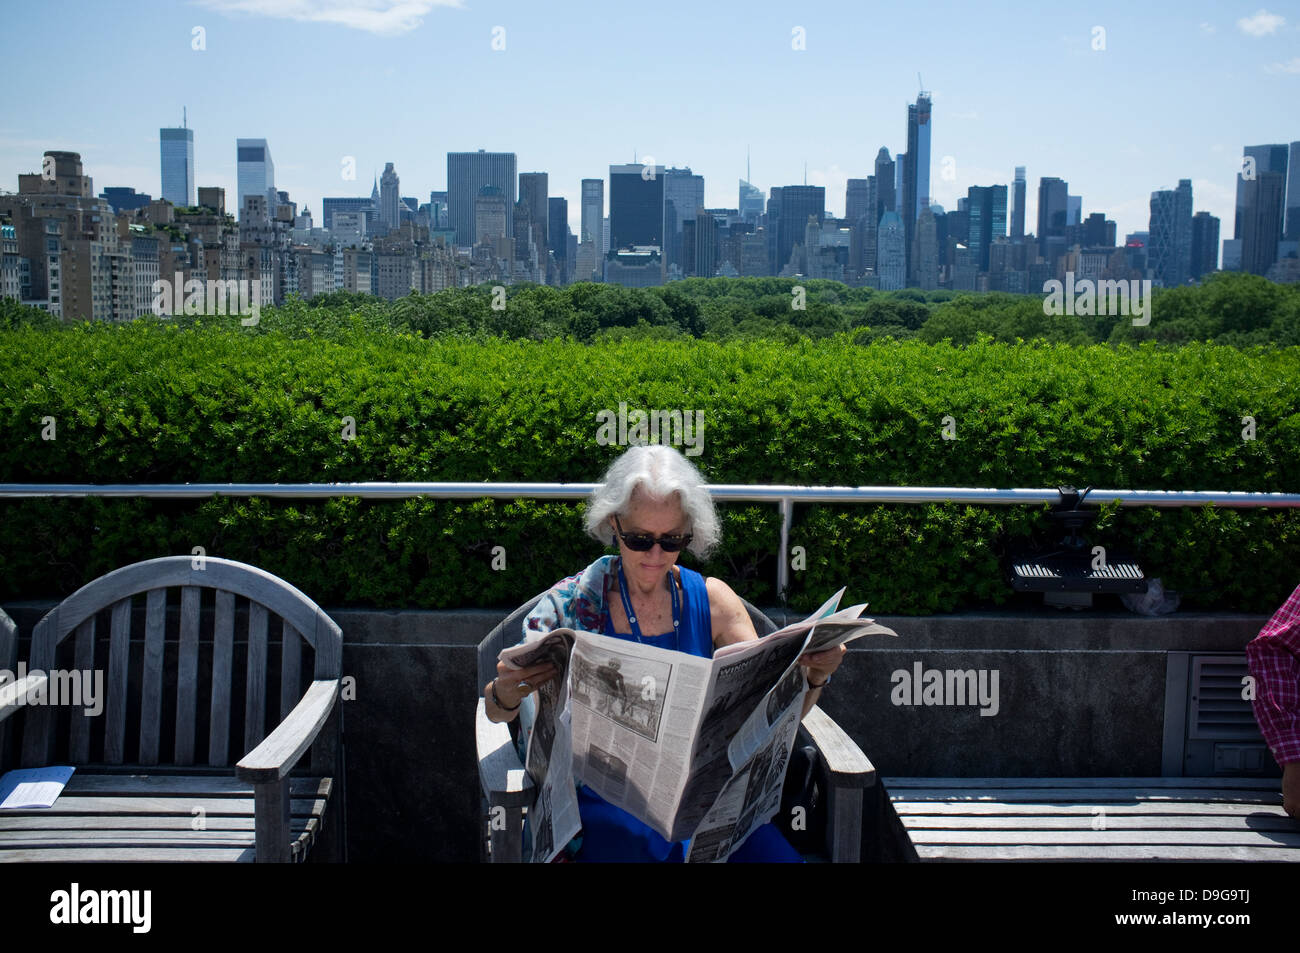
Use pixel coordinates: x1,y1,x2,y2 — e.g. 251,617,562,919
489,659,560,714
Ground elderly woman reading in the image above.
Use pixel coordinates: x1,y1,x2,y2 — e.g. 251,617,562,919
483,444,845,862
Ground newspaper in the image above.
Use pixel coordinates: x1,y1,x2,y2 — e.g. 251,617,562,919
498,588,897,862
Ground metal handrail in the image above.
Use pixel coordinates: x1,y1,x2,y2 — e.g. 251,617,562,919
3,482,1298,596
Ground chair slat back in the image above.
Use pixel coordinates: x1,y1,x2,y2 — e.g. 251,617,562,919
139,588,167,764
0,609,17,774
18,556,342,774
104,597,132,764
244,602,268,754
208,591,235,767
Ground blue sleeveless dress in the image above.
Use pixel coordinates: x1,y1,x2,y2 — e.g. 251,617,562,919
572,565,801,863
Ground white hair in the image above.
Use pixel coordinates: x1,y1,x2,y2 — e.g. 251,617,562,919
585,445,720,558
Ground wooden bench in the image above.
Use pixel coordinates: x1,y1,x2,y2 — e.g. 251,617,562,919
885,776,1300,861
0,556,346,862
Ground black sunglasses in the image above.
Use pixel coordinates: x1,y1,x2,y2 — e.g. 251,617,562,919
613,515,693,553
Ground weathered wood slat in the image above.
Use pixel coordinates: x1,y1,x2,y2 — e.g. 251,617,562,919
2,795,330,816
476,700,535,809
912,844,1300,861
104,598,131,764
280,621,302,723
888,787,1280,803
254,781,292,863
0,609,16,771
892,801,1290,816
906,829,1300,846
61,774,332,796
237,680,337,783
799,705,874,787
69,618,95,762
209,591,235,767
138,589,167,765
174,586,201,765
1,830,272,847
0,824,319,862
245,602,268,752
0,846,257,862
901,814,1300,831
0,814,317,832
884,776,1280,790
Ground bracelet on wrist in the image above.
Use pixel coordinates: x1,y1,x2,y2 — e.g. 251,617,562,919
491,679,521,712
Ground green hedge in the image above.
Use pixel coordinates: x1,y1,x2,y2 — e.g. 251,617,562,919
1,323,1297,612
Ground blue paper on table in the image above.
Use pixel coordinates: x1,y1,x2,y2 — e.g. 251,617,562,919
0,766,76,809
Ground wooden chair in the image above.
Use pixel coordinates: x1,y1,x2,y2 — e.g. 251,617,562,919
476,591,876,862
0,556,345,862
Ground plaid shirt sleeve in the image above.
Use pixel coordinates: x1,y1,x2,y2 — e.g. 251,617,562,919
1246,582,1300,766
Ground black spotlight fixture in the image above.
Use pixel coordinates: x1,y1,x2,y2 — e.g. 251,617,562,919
1009,486,1147,609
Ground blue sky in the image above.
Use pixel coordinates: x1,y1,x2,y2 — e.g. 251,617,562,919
2,0,1297,241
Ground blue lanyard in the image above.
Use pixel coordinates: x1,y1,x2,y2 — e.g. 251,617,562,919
616,559,681,650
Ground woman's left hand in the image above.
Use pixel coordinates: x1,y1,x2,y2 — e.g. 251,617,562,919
800,643,846,688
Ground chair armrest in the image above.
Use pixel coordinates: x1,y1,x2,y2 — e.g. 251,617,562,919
799,704,876,789
237,679,338,784
476,699,535,808
0,674,48,725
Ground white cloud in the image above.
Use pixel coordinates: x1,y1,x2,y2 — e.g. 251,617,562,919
191,0,460,37
1265,56,1300,73
1199,22,1216,34
1236,9,1285,36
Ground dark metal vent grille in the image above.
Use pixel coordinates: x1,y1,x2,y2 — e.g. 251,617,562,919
1190,656,1262,741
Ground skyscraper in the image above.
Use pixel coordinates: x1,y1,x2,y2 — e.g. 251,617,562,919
908,93,932,218
236,139,274,220
875,148,896,223
448,150,517,248
580,178,604,256
774,185,824,274
380,162,400,232
914,205,938,290
609,163,664,251
1235,144,1289,240
548,196,569,276
739,178,765,224
876,211,905,290
1190,211,1220,279
160,125,194,207
663,167,704,270
845,179,872,223
1010,167,1026,240
902,92,931,283
474,185,508,247
1148,179,1193,287
1241,173,1286,276
1037,176,1068,263
966,185,1008,272
519,172,549,265
1287,141,1300,241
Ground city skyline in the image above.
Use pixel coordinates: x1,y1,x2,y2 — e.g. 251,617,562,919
2,0,1299,243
